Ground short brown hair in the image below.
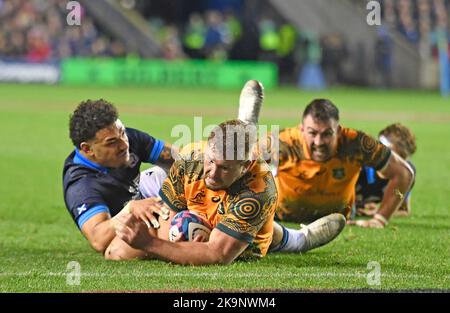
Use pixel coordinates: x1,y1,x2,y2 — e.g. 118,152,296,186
379,123,416,159
207,119,257,161
303,99,340,122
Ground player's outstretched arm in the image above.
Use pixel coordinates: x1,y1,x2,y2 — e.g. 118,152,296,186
377,151,415,219
349,151,415,228
81,199,169,254
115,213,248,265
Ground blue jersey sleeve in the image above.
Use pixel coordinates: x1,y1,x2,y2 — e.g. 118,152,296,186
126,128,165,164
65,178,111,230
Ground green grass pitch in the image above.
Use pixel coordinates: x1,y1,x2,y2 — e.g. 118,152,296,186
0,83,449,292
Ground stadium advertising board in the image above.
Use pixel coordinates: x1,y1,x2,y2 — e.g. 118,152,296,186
61,58,278,89
0,61,60,84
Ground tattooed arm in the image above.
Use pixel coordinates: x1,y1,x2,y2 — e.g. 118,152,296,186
154,142,178,172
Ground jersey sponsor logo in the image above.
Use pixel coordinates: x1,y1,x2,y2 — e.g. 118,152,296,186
189,190,205,204
332,168,346,180
76,203,88,215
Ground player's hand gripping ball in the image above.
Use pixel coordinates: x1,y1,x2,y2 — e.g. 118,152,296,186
169,211,212,242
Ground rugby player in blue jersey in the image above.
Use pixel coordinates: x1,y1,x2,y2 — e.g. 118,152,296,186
63,99,176,255
354,123,417,219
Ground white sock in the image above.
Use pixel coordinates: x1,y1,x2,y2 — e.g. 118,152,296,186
272,225,306,253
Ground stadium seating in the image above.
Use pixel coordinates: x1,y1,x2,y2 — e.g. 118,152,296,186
0,0,126,61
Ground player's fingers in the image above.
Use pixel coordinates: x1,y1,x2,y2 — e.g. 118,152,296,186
193,235,206,242
356,220,369,228
368,219,385,229
347,220,369,227
356,208,369,216
115,226,133,243
115,228,126,238
115,229,126,241
357,208,375,217
115,213,131,224
161,203,171,215
141,200,168,219
155,196,169,211
363,206,378,215
114,222,125,232
365,202,378,210
115,217,132,230
151,199,164,210
144,212,160,229
135,211,153,229
159,208,170,220
355,208,365,216
149,206,169,220
125,212,140,224
138,215,151,229
161,207,170,218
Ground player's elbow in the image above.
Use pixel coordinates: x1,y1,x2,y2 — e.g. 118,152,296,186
211,255,232,266
213,250,237,265
86,233,111,254
197,247,233,266
205,236,244,265
90,239,109,254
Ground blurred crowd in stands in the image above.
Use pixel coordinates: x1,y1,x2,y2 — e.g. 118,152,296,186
381,0,449,44
0,0,126,62
148,8,349,85
372,0,450,86
137,0,450,86
1,0,450,86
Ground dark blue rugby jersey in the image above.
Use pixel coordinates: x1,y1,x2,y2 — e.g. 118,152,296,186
355,161,416,207
62,127,165,230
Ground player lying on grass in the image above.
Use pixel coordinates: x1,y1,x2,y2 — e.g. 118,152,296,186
63,84,344,260
262,98,415,229
111,119,346,265
355,123,417,217
63,99,176,254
